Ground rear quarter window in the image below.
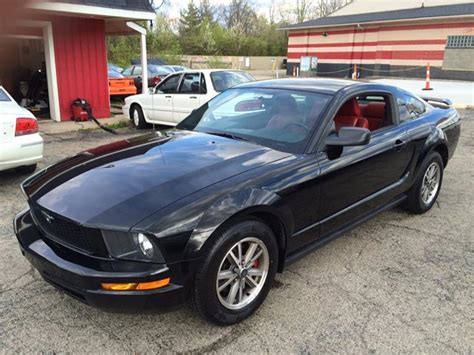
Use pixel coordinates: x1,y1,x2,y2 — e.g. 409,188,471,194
398,93,426,122
0,88,11,101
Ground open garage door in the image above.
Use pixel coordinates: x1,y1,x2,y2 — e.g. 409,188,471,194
0,22,60,121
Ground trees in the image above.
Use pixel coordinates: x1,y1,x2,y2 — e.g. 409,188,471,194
107,0,352,65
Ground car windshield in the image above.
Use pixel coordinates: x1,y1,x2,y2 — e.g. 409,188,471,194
108,69,124,79
0,88,11,101
177,88,332,154
210,71,255,92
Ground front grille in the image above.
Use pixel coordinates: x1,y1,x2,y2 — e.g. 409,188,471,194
31,205,107,256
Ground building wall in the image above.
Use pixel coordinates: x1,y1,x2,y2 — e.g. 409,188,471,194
286,19,474,80
443,48,474,71
52,16,110,121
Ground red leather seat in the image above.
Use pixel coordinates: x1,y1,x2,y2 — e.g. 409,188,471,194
334,99,369,131
364,102,385,131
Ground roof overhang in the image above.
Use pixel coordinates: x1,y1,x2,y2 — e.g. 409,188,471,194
27,1,156,21
280,14,474,31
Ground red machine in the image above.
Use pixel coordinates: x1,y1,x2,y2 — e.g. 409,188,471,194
70,98,117,135
71,98,90,122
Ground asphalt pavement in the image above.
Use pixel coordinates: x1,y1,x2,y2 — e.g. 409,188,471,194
0,112,473,353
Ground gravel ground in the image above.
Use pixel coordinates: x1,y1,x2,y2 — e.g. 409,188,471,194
1,112,473,353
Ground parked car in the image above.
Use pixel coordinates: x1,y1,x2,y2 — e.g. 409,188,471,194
123,69,256,127
14,79,460,325
122,64,173,92
0,86,43,173
108,63,123,74
162,65,191,72
108,68,137,97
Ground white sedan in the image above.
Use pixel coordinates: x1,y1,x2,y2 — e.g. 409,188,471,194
0,86,43,174
123,69,255,128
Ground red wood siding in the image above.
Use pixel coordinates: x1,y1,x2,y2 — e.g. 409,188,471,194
52,17,110,121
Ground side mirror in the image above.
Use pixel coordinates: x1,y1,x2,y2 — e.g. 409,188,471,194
326,127,371,147
148,87,154,94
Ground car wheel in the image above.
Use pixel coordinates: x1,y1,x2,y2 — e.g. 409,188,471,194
16,164,37,174
405,152,443,214
192,218,278,325
131,105,147,129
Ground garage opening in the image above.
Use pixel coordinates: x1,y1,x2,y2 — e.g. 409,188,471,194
0,37,51,120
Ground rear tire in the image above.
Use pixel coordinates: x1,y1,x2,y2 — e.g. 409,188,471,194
131,105,147,129
405,152,443,214
192,218,278,325
16,164,37,174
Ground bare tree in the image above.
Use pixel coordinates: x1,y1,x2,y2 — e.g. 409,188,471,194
219,0,258,34
278,0,352,24
296,0,314,23
151,0,168,11
268,0,276,25
317,0,352,17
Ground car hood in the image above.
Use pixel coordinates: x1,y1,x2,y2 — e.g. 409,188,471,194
25,130,288,229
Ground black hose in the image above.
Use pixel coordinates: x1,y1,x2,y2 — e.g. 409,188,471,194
84,105,118,135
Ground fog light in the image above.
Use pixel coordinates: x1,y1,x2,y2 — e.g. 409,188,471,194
135,233,154,258
101,282,138,291
101,278,170,291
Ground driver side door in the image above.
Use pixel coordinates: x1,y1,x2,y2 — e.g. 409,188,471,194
316,92,415,237
173,72,204,123
152,74,182,124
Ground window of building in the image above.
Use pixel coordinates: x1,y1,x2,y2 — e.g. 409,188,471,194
446,35,474,48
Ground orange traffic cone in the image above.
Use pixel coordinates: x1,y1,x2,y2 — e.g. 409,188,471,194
352,64,358,80
422,63,433,91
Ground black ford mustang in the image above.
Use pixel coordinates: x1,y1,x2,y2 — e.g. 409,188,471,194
14,79,460,325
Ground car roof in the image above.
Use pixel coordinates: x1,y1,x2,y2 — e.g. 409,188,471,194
237,78,364,95
176,69,248,74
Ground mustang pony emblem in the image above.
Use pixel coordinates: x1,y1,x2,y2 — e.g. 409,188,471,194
41,211,55,223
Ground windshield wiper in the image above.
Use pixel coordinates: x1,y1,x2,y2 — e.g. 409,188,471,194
204,131,258,145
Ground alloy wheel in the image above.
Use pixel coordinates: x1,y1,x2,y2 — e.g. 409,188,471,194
216,237,270,310
421,162,441,205
133,109,140,126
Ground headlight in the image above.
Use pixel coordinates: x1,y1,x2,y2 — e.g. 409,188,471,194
102,230,164,263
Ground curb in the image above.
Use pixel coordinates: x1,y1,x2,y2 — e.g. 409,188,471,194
39,115,130,135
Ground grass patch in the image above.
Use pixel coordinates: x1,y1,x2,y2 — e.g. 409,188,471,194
104,120,131,130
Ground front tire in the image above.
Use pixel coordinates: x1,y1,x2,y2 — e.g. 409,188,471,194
192,218,278,325
16,164,37,174
130,105,147,129
405,152,443,214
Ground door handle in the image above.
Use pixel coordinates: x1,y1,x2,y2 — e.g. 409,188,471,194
190,96,198,99
165,95,172,99
394,139,408,151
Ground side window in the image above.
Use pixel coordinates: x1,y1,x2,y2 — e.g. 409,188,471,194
156,75,181,94
122,67,133,76
133,66,142,76
331,94,393,133
178,73,201,94
398,94,426,122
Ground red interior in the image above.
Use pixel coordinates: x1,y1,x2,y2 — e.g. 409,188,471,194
363,102,386,131
334,99,369,131
335,99,388,132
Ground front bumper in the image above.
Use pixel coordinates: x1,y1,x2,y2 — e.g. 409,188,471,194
122,105,131,120
14,209,189,312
